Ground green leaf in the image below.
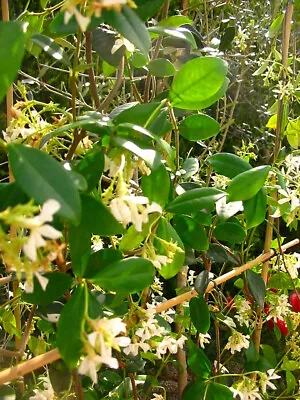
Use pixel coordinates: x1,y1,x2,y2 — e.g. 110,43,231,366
148,26,197,49
182,382,206,400
190,297,210,333
194,270,210,296
286,370,296,395
208,153,251,178
214,221,246,244
68,222,91,277
92,28,125,67
0,385,16,400
269,13,284,38
168,57,228,110
102,5,150,57
182,158,199,179
89,257,155,293
173,215,209,251
31,34,71,66
22,272,72,306
243,189,267,229
0,183,28,212
142,164,170,207
155,218,185,279
158,15,193,27
227,166,271,202
113,136,162,171
246,270,266,308
57,285,87,369
166,187,225,214
85,248,123,279
80,194,125,236
148,58,176,77
187,339,211,379
260,344,277,368
0,22,25,103
74,147,104,192
134,0,165,21
207,382,234,400
179,114,220,141
219,26,236,51
8,144,81,223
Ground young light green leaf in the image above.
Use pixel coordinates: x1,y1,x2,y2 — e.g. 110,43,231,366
57,284,87,368
148,58,176,77
179,114,220,141
89,257,155,293
269,13,284,38
158,15,193,27
226,166,271,202
31,34,71,66
0,22,25,103
169,57,228,110
190,296,210,333
8,144,81,223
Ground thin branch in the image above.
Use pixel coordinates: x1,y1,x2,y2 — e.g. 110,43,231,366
85,31,101,109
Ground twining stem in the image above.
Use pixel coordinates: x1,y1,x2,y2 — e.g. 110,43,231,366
85,31,101,109
182,0,189,15
0,239,298,386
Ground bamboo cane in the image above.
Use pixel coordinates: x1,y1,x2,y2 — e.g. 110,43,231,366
0,238,298,386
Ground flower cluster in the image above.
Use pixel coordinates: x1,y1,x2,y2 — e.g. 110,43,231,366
234,297,254,328
266,294,291,323
225,330,250,354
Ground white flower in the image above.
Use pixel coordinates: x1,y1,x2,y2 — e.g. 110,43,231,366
156,335,187,358
267,294,291,322
23,199,62,262
213,360,229,373
150,254,172,270
198,333,211,348
124,341,151,356
78,353,103,384
151,394,164,400
110,196,162,232
29,376,55,400
232,377,263,400
187,269,196,285
260,369,280,394
235,299,253,328
225,331,250,354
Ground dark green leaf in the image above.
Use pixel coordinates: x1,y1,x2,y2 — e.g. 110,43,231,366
173,215,209,251
260,344,277,368
227,166,271,202
207,382,234,400
208,153,251,178
206,243,239,265
148,58,176,77
148,26,197,49
169,57,228,110
166,187,225,214
246,270,266,308
182,382,206,400
142,164,170,207
31,34,71,66
23,272,72,305
57,285,87,368
155,218,185,279
8,144,81,223
134,0,165,21
243,189,267,229
68,223,91,277
85,249,123,279
214,221,246,244
179,114,220,141
187,339,211,379
103,5,150,56
0,22,25,103
190,296,210,333
219,26,236,51
49,361,72,396
0,183,28,212
92,28,125,67
194,270,210,296
74,147,104,192
286,370,296,394
89,257,155,293
80,194,124,236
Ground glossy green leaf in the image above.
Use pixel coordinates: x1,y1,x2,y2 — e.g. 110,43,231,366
214,221,246,244
207,382,234,400
0,183,28,212
74,147,104,192
208,153,251,178
102,5,150,57
246,270,266,308
22,272,72,305
142,164,170,207
173,215,209,251
166,187,225,214
260,344,277,368
187,339,211,379
194,270,210,296
155,218,185,279
89,257,155,293
92,28,125,67
243,189,267,229
169,57,228,110
113,136,162,170
286,370,296,395
0,22,25,103
85,249,123,279
131,51,148,67
8,144,81,223
149,26,197,49
179,114,220,141
190,296,210,333
57,284,87,368
80,194,125,236
207,243,239,265
158,15,193,27
182,382,206,400
134,0,165,21
31,34,71,66
226,166,271,202
68,222,91,277
148,58,176,77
